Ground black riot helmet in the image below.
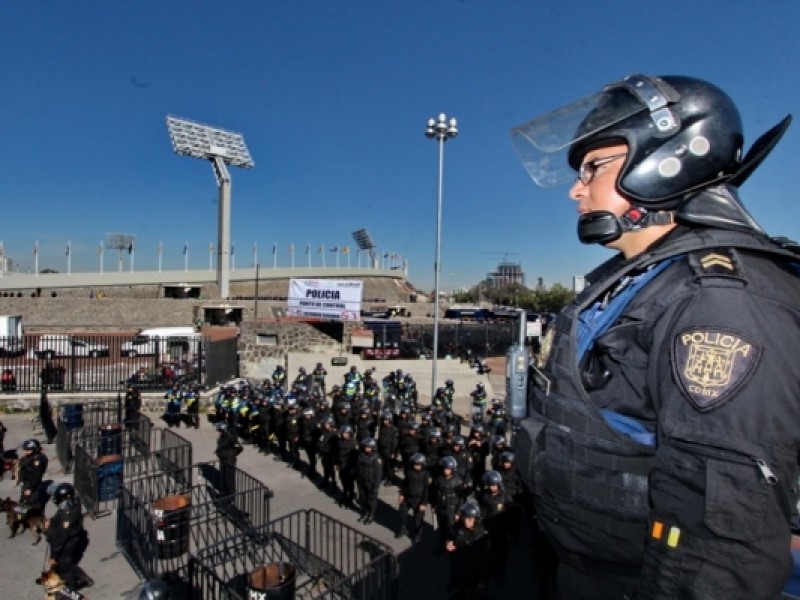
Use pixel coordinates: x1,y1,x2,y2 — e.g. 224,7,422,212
511,74,792,243
410,453,427,467
567,75,745,208
51,482,76,504
459,501,482,520
22,439,41,452
439,455,457,472
139,579,171,600
483,470,504,488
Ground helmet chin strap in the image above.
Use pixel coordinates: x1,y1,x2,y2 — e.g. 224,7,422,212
577,207,674,245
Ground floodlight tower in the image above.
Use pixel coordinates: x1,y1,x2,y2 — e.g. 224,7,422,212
352,228,377,268
166,115,254,299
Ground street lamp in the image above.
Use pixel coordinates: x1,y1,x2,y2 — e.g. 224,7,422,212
425,113,458,402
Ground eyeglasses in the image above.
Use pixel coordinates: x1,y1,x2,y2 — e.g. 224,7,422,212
577,152,627,185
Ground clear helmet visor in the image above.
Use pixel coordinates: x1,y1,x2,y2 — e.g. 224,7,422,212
509,85,645,188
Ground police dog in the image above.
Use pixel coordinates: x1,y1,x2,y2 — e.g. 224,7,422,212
1,449,18,482
36,569,89,600
0,496,44,544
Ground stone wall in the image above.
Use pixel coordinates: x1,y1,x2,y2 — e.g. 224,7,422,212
0,298,199,331
237,320,355,381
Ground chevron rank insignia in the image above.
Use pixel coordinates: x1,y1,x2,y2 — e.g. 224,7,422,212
673,328,762,412
689,249,744,278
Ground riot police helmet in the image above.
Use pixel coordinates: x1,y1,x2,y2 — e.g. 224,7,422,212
361,437,377,450
451,435,465,448
439,455,457,471
302,408,314,417
445,379,454,387
51,482,76,504
321,416,335,428
215,422,228,433
381,409,393,422
410,453,427,467
459,500,482,520
492,435,507,448
139,579,171,600
500,450,516,464
470,424,484,436
428,427,442,441
483,470,504,488
408,421,420,433
512,75,747,207
22,439,41,452
339,425,353,437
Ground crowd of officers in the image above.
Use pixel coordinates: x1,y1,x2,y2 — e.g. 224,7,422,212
207,362,525,596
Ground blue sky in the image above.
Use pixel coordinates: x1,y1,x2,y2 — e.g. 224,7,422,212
1,1,798,291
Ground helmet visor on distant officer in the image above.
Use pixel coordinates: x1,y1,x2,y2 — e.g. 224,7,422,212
510,74,745,208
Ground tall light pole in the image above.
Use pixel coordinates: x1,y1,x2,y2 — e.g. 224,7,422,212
425,113,458,402
166,115,254,300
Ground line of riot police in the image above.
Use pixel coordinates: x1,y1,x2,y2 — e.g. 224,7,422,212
205,362,523,596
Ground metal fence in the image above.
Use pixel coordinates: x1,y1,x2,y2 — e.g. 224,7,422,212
403,322,517,359
0,334,206,393
190,509,399,600
116,462,273,590
73,426,192,519
55,398,123,472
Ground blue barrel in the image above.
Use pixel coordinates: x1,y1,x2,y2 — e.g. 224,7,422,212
99,423,123,457
96,454,123,501
61,403,84,430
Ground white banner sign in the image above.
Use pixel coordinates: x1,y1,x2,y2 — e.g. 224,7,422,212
286,279,363,321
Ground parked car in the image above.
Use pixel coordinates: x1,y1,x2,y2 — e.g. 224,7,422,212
35,335,110,359
120,327,200,358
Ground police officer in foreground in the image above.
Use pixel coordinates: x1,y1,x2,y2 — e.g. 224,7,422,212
19,439,48,510
356,437,382,524
445,501,489,598
397,452,429,543
214,422,242,497
44,482,93,591
510,74,800,598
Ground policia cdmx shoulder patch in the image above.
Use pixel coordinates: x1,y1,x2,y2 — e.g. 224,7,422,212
672,328,762,412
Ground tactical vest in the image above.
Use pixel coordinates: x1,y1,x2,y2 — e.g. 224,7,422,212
515,228,800,569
